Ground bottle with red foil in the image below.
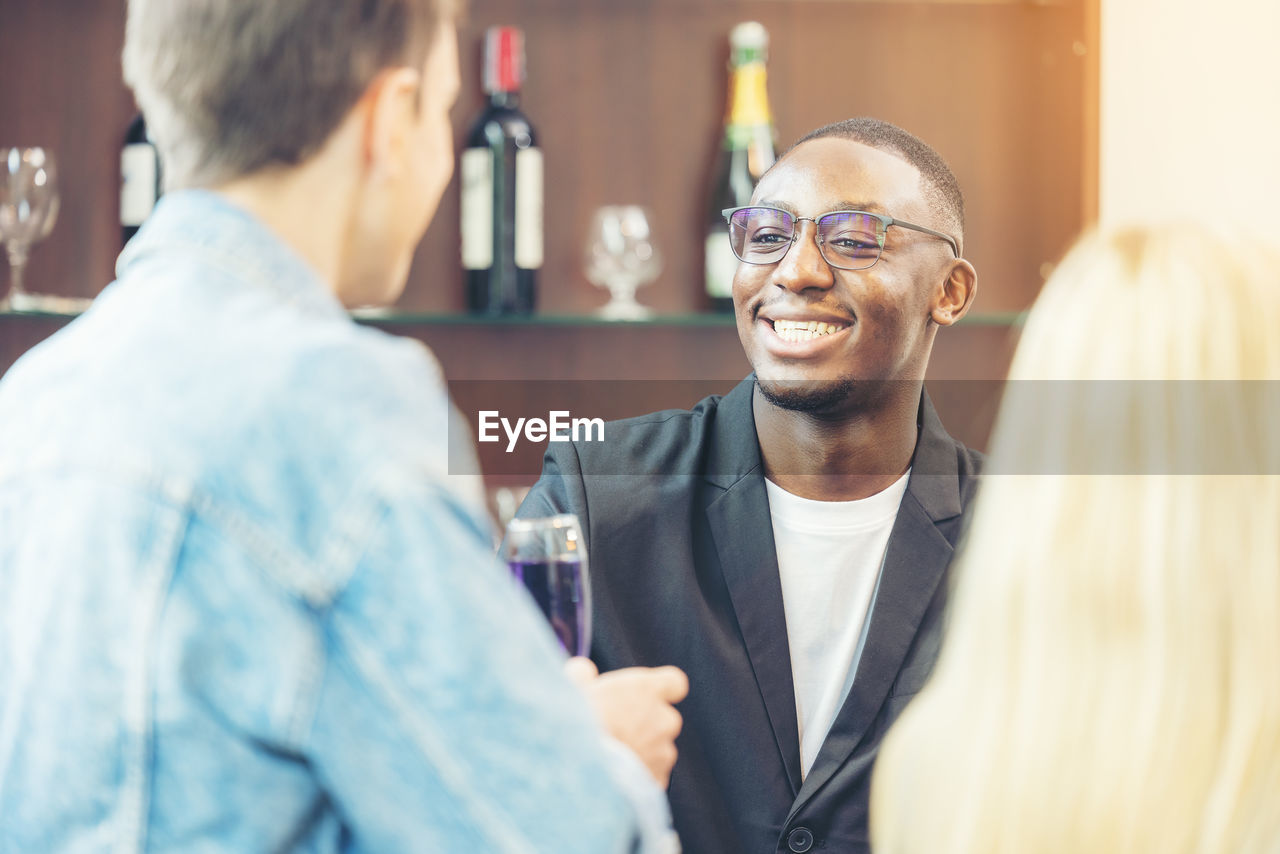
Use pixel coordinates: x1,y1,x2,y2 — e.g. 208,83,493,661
461,26,542,315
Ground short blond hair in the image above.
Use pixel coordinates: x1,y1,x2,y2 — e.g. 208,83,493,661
871,222,1280,854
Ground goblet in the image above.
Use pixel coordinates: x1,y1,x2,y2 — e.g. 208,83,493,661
584,205,661,320
0,147,60,311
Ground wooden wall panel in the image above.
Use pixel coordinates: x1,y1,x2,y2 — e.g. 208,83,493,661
411,0,1093,316
0,0,1092,315
1,0,1080,460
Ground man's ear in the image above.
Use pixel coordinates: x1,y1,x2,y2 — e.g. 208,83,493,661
930,258,978,327
359,66,423,180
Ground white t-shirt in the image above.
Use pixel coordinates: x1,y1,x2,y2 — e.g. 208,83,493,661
764,471,911,778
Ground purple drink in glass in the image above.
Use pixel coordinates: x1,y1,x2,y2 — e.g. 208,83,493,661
503,514,592,657
508,557,588,656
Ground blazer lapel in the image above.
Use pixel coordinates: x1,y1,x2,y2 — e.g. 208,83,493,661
704,377,803,796
788,392,964,812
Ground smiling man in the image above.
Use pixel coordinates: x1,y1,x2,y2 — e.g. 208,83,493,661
516,117,982,854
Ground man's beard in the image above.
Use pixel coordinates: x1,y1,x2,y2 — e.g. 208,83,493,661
756,375,867,415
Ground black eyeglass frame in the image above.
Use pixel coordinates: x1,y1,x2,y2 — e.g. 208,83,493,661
721,205,960,270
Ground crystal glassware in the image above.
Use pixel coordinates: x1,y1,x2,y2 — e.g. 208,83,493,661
0,147,60,311
584,205,661,320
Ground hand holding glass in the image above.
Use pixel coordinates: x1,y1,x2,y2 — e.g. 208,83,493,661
504,514,591,657
0,147,60,310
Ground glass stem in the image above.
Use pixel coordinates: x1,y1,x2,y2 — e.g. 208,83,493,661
7,242,30,297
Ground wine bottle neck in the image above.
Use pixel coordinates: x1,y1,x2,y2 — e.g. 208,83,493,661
726,61,772,132
488,90,521,109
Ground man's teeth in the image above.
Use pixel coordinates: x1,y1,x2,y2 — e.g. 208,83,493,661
772,319,843,343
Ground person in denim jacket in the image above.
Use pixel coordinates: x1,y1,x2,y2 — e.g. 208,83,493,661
0,1,684,851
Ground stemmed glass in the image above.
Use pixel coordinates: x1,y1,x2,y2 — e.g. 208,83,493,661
584,205,661,320
503,513,592,657
0,147,60,311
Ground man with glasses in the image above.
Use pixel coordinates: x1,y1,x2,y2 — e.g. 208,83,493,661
516,117,981,854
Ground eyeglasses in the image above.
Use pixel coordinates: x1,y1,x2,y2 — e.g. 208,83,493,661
722,206,959,271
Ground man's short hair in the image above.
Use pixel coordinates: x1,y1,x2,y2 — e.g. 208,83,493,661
123,0,460,190
793,117,965,254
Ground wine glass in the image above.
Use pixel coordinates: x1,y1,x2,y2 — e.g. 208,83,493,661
584,205,661,320
503,513,592,657
0,147,60,311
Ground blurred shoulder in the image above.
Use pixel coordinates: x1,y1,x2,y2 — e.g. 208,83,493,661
262,317,458,475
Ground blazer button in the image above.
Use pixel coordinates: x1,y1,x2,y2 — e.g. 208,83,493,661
786,827,815,853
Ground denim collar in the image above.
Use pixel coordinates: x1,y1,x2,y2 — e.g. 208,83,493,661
116,188,348,322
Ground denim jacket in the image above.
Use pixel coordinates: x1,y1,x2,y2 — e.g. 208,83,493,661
0,191,673,853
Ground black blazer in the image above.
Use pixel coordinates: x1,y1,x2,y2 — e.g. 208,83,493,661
517,376,983,854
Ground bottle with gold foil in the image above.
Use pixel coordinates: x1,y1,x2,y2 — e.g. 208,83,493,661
704,22,777,312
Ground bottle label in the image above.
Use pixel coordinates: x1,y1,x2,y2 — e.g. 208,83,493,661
515,147,543,269
705,231,739,299
460,148,493,269
120,143,158,226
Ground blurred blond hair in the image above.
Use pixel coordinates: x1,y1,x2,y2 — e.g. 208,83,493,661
871,222,1280,854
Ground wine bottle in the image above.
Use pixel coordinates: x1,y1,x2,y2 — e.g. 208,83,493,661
120,113,162,248
704,22,777,312
461,26,542,315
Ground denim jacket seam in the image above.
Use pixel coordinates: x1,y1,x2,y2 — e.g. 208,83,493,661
116,502,189,854
327,613,541,854
183,489,333,750
187,482,393,746
0,457,195,853
313,481,390,596
306,467,539,852
188,491,336,609
291,490,390,746
0,455,193,853
124,235,344,323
